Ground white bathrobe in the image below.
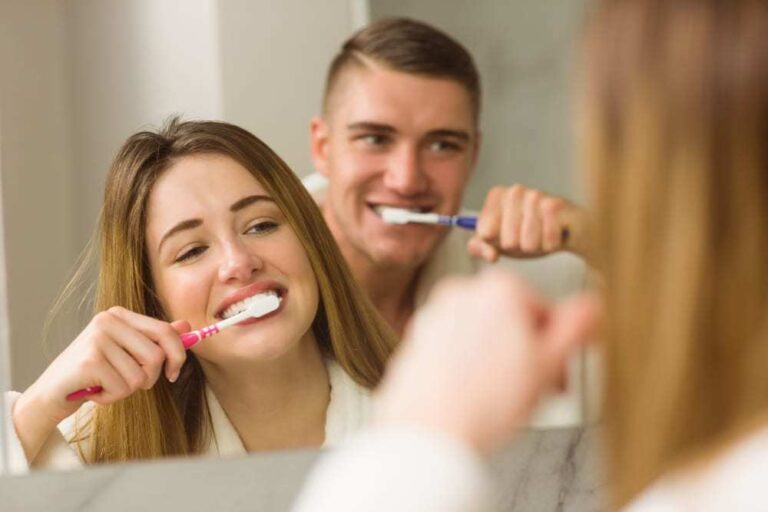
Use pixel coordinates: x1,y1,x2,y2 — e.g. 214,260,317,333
4,360,371,475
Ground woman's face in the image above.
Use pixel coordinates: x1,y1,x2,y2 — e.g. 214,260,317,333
145,153,319,366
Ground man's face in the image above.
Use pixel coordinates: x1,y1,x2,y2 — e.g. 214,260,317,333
311,64,479,270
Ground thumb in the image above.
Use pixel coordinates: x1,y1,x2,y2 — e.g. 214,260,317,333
170,319,192,335
542,292,602,381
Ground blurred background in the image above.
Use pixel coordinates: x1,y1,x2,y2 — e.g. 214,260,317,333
0,0,584,390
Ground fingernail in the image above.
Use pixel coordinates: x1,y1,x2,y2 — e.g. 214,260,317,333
169,370,179,383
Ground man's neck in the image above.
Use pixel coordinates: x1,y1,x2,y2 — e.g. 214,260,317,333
322,206,423,336
347,250,422,337
201,337,330,452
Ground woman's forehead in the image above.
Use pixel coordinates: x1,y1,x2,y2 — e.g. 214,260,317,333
163,154,266,192
145,154,272,237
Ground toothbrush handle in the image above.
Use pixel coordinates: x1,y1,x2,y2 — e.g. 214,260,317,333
180,324,220,349
65,323,221,401
65,386,104,401
453,216,477,230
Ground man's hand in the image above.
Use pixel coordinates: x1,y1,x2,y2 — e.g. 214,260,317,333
468,185,590,262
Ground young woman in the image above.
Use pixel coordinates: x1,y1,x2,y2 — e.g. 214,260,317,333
7,119,396,472
295,0,768,510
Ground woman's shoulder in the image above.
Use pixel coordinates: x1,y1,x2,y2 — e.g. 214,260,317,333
625,425,768,511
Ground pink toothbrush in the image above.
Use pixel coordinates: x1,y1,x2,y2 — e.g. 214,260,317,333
65,293,281,401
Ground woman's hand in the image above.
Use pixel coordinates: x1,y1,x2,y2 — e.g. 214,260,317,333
469,185,591,262
12,307,189,464
375,269,600,455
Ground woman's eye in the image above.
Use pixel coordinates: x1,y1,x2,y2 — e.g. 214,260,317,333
246,221,279,235
175,245,207,263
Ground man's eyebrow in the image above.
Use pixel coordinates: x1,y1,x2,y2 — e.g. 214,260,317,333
158,219,203,253
347,122,396,133
427,129,471,142
230,194,274,212
347,122,471,142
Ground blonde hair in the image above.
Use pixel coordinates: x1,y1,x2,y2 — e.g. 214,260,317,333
61,118,396,463
583,0,768,507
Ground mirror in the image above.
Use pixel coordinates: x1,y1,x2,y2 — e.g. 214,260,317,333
0,0,590,480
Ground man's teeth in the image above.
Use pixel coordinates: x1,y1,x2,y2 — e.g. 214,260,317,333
221,290,279,320
373,205,430,216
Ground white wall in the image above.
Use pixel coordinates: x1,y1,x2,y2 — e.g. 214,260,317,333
0,1,77,389
217,0,354,176
69,0,224,242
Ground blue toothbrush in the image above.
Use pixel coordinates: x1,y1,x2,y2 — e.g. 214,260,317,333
378,206,477,231
377,206,570,242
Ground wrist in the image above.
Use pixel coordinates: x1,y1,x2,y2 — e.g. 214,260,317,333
563,208,592,260
12,388,67,463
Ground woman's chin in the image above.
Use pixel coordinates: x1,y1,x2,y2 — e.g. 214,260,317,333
221,331,300,363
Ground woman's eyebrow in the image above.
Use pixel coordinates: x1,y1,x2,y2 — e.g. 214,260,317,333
158,218,203,253
230,194,274,212
157,195,276,253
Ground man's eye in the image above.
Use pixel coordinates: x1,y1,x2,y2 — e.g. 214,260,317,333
246,221,279,235
359,134,390,146
175,245,207,263
430,140,462,152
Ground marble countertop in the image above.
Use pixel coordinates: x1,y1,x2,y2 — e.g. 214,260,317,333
1,426,602,512
490,427,602,511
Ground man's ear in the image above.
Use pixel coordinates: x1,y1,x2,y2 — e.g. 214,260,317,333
310,116,331,177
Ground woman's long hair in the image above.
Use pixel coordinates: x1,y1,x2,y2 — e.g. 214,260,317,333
583,0,768,507
58,118,396,463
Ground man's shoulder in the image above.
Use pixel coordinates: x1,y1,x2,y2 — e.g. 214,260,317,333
415,229,479,306
428,228,478,276
301,172,327,205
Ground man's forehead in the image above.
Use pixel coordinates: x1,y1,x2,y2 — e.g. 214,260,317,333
329,65,476,131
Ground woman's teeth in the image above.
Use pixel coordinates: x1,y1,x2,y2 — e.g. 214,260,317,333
221,290,280,320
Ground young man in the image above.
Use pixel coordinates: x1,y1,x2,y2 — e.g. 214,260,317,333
306,18,588,337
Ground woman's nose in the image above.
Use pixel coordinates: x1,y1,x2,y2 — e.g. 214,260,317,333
218,240,263,283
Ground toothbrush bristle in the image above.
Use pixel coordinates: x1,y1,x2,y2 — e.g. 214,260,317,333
378,207,411,224
246,293,281,317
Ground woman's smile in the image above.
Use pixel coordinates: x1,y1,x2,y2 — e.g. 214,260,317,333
215,281,286,320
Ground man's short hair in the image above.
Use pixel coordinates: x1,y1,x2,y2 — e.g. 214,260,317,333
323,17,481,123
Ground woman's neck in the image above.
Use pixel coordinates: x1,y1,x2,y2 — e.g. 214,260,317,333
200,334,330,452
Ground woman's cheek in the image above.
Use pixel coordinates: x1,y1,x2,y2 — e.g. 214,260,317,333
163,271,212,325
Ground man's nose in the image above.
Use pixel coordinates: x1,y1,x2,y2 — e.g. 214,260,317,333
382,145,428,196
218,239,263,283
